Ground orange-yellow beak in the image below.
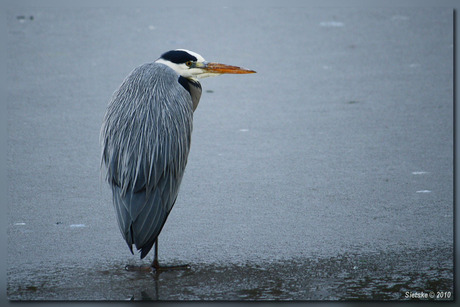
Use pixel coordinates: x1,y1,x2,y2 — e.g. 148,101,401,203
204,62,256,74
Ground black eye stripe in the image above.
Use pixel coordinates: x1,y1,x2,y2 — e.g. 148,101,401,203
160,50,198,64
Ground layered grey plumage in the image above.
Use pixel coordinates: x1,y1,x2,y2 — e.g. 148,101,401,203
100,63,198,258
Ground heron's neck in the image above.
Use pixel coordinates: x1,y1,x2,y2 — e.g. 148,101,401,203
178,76,202,111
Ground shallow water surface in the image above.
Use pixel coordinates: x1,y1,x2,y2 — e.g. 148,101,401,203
7,245,453,300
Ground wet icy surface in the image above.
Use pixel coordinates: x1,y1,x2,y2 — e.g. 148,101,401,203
6,4,453,301
7,246,453,300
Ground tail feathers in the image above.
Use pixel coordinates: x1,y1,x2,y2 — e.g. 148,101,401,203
112,184,170,259
126,224,134,255
140,240,155,259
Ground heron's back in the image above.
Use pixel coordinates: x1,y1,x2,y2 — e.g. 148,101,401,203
101,63,194,258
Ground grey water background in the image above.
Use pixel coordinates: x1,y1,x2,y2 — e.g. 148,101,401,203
4,1,454,302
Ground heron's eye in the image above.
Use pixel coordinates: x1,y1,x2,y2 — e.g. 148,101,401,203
185,61,193,67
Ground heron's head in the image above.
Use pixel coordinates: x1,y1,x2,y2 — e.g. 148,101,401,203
155,49,256,80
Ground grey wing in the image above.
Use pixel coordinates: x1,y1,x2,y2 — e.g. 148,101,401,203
111,162,182,258
101,63,194,258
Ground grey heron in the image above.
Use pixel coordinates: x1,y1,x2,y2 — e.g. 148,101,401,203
101,49,255,270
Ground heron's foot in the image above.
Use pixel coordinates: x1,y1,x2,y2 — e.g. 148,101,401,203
151,259,190,272
125,264,153,272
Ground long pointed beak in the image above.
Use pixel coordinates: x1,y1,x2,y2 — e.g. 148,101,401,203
204,62,256,74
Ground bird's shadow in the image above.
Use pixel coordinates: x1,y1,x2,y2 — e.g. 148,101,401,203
125,264,192,300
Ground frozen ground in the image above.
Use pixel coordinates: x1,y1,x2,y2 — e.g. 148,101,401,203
6,5,453,301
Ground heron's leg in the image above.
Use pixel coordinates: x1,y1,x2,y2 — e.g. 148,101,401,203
152,238,160,269
125,239,160,272
150,238,190,271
